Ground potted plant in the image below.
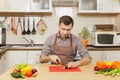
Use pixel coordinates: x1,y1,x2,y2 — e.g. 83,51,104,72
78,27,91,47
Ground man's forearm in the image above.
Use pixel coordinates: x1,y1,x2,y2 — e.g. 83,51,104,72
77,56,92,66
40,55,51,63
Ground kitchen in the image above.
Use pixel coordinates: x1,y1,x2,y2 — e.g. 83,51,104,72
0,0,120,79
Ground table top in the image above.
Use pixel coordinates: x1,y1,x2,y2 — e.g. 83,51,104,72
0,64,120,80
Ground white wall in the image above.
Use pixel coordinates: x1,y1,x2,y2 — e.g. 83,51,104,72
2,7,116,45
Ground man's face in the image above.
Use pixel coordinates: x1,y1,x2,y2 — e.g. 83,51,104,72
59,23,73,39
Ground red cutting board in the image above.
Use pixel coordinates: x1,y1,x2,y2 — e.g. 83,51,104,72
49,66,81,72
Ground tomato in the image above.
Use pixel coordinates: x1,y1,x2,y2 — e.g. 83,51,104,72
106,65,111,69
101,65,107,70
111,65,117,69
25,71,32,77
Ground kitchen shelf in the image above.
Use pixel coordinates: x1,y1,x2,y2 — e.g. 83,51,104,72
0,12,52,17
77,12,120,15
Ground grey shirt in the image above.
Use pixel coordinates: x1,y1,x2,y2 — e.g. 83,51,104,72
41,32,91,59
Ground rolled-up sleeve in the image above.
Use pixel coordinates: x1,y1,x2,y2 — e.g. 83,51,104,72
76,38,91,58
41,37,52,56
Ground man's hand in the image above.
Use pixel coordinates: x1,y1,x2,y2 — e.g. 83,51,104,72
49,55,61,64
67,61,79,68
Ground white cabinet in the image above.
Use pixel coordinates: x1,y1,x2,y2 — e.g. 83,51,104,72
0,54,4,75
27,50,41,64
104,51,120,62
89,51,102,64
0,0,7,12
0,0,52,13
8,0,30,12
78,0,98,13
99,0,120,13
3,50,41,72
4,51,27,71
30,0,52,12
78,0,120,13
89,50,120,65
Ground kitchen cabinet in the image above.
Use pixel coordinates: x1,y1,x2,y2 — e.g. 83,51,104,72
103,51,120,62
0,0,7,12
6,0,52,12
78,0,120,13
27,50,41,64
7,0,30,12
0,0,52,16
30,0,52,12
78,0,98,13
89,50,120,65
89,51,102,64
99,0,120,13
4,51,27,72
0,54,4,75
3,49,42,72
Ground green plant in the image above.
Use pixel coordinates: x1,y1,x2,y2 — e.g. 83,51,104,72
78,27,91,40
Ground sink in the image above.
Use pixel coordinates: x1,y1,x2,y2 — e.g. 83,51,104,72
11,46,27,48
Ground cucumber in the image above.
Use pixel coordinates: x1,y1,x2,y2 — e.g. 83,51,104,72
11,72,25,78
11,72,20,78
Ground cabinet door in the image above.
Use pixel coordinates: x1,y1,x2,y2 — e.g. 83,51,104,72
4,51,27,71
0,54,4,74
99,0,119,13
78,0,99,13
8,0,30,12
89,51,102,64
78,0,120,13
105,51,120,62
0,0,7,11
27,50,41,64
30,0,52,12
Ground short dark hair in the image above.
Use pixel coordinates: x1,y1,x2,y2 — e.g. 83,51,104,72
59,15,74,26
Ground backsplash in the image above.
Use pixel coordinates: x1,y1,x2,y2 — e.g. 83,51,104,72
1,7,117,45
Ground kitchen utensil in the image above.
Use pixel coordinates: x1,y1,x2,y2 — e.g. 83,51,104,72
0,17,6,22
15,17,22,35
12,17,16,34
36,18,47,35
22,17,26,35
10,18,14,31
56,59,68,69
32,18,36,35
26,17,31,35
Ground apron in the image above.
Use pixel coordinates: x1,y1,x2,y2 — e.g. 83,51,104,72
53,33,74,64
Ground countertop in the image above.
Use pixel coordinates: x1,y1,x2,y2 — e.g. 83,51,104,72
1,45,120,54
0,64,120,80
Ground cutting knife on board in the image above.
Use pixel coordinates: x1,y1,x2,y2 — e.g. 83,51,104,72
56,59,68,69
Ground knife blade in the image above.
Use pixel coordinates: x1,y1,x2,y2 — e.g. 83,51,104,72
56,59,68,69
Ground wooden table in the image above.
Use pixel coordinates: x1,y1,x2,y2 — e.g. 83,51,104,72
0,64,120,80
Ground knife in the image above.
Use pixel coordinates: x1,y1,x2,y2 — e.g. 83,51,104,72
56,59,68,69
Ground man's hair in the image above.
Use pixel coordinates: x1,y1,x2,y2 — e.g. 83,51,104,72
59,15,74,26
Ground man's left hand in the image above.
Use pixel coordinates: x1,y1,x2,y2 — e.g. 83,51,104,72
67,61,79,68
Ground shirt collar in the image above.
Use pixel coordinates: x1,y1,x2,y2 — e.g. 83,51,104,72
57,31,70,39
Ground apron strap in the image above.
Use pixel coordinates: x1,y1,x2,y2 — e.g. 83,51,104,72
54,33,72,46
54,33,58,46
70,34,72,47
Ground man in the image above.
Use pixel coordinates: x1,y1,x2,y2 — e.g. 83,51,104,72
40,15,92,68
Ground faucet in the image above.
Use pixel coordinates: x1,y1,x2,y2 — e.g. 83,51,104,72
22,37,34,47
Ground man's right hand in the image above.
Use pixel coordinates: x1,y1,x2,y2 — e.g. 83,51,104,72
49,55,61,64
